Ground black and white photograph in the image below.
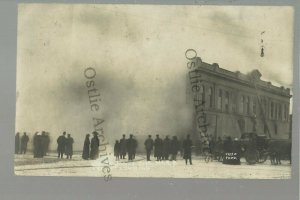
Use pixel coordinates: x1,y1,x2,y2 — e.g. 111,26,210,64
14,4,293,179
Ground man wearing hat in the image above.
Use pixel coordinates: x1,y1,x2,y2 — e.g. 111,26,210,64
57,131,67,159
120,134,127,159
126,134,135,161
154,134,163,161
90,131,100,160
144,135,154,161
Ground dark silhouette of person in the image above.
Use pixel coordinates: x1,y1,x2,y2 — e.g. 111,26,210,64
15,132,20,154
65,134,74,159
183,134,193,165
114,140,120,161
170,136,180,161
20,132,29,154
90,131,100,160
132,136,137,159
33,132,44,158
163,136,171,160
57,132,67,158
154,134,163,161
144,135,154,161
120,134,127,159
43,132,50,156
40,131,48,156
126,134,135,161
82,134,90,160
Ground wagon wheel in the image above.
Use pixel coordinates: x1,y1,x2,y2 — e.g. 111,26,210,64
245,150,258,165
257,150,268,163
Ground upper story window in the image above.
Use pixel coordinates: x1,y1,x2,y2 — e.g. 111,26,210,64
253,98,257,115
240,95,244,114
208,87,213,108
217,89,222,110
270,102,274,119
224,91,229,112
245,96,250,115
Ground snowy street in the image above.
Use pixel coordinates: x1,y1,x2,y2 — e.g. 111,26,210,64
15,153,291,179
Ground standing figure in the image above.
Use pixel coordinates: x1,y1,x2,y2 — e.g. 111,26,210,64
65,134,74,159
114,140,120,161
20,132,29,154
43,132,50,156
90,131,100,160
126,134,135,161
132,136,138,159
57,132,67,158
15,132,20,154
120,134,127,159
144,135,154,161
82,134,90,160
170,136,180,161
34,132,44,158
154,134,163,161
183,134,193,165
163,136,171,160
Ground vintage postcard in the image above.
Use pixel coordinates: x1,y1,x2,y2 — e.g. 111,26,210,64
15,4,293,179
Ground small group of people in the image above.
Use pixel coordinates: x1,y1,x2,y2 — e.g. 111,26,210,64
113,134,193,165
114,134,137,161
56,132,74,159
15,132,29,154
82,131,100,160
144,135,182,162
146,134,193,165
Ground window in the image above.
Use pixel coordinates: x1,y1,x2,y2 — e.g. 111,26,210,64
283,104,287,121
270,102,274,119
246,96,250,115
253,99,257,115
217,89,222,110
225,91,229,112
274,103,278,119
278,104,282,120
240,95,244,114
199,85,205,106
208,87,213,108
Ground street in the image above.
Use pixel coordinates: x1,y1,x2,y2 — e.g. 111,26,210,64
15,153,291,179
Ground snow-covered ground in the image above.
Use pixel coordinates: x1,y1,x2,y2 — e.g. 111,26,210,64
15,153,291,179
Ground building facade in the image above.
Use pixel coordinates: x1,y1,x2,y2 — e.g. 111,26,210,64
187,57,292,140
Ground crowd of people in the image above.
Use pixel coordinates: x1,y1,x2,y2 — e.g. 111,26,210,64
15,131,262,165
114,134,193,165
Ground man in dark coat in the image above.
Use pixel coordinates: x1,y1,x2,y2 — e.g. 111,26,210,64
144,135,154,161
43,132,50,156
132,136,138,159
170,136,180,161
126,134,135,161
57,132,67,158
15,132,20,154
154,134,163,161
183,134,193,165
90,131,100,160
20,132,29,154
163,136,171,160
114,140,120,161
65,134,74,159
34,132,44,158
120,134,127,159
82,134,90,160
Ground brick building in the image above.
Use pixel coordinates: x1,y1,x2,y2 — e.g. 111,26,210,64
187,57,292,140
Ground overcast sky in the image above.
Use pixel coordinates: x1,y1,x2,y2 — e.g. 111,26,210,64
16,4,294,150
